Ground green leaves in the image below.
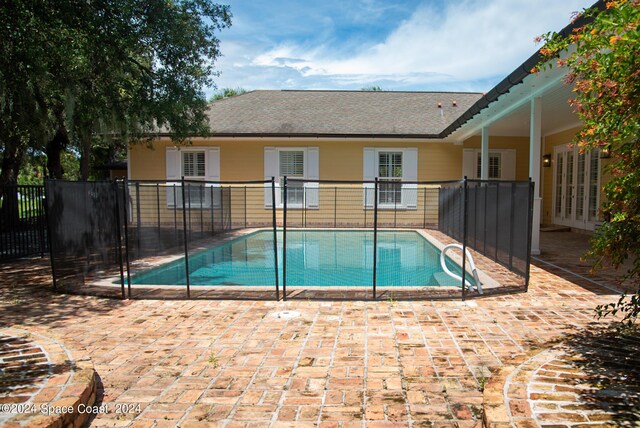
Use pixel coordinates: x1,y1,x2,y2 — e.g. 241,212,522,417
538,0,640,325
1,0,232,182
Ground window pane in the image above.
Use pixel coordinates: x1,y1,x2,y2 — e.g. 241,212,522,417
391,153,402,178
183,152,205,177
379,152,402,179
279,151,304,177
379,181,401,204
184,182,206,206
477,152,501,179
282,181,304,205
489,153,501,179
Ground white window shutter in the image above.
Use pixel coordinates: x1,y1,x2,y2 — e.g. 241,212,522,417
166,147,180,179
502,149,516,180
264,147,279,208
363,148,376,208
402,148,418,209
462,149,476,179
205,148,220,181
202,148,221,208
305,147,319,208
166,148,181,207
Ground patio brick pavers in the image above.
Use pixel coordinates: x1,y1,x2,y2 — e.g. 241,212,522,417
0,231,638,427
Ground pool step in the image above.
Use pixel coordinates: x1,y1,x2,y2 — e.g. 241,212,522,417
433,272,463,287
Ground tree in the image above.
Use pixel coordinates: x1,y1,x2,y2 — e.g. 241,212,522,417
210,87,248,101
537,0,640,326
361,86,383,91
0,0,232,183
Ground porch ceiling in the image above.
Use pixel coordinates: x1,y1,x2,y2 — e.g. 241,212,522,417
487,83,578,137
449,64,581,142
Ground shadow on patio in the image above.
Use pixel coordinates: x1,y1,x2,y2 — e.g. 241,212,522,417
0,257,124,328
559,323,640,425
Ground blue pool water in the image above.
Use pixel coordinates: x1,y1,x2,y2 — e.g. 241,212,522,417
128,230,473,287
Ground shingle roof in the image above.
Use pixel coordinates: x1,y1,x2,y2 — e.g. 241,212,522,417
206,90,482,138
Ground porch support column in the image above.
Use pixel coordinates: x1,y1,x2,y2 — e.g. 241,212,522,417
481,126,489,180
529,97,542,255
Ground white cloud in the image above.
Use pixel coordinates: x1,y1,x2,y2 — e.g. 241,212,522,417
213,0,594,91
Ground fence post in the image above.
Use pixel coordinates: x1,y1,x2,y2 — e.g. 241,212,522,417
181,177,191,299
173,184,178,241
283,176,288,301
525,178,534,292
334,187,337,228
423,187,427,229
135,182,141,256
461,177,468,300
495,182,499,261
122,180,132,298
200,185,204,234
210,185,214,234
509,182,516,270
244,186,247,228
43,181,57,290
113,180,126,299
156,183,161,238
373,177,378,299
271,177,280,301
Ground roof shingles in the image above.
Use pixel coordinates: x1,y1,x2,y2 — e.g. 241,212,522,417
207,90,482,137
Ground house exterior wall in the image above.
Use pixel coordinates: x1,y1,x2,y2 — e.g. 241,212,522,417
127,137,539,230
129,138,468,182
128,138,470,229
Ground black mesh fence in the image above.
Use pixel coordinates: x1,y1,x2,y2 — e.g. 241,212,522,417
438,179,534,290
45,180,125,296
44,177,533,300
0,185,47,261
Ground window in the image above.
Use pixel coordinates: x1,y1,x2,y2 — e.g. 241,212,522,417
279,150,305,206
378,152,402,205
182,152,205,178
363,147,418,210
182,151,206,206
476,152,501,179
462,148,515,180
264,147,319,209
165,147,220,208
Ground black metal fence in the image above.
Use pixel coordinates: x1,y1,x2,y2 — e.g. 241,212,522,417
0,185,47,261
439,180,534,281
43,177,534,300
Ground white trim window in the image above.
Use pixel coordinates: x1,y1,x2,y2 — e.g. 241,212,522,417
363,147,418,209
378,152,403,205
182,151,207,207
279,149,305,207
264,147,319,209
165,147,220,208
462,148,516,180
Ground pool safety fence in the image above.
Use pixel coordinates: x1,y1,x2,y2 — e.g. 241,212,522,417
0,184,47,261
44,177,534,300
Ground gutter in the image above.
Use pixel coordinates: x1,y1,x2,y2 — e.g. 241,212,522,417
153,132,443,140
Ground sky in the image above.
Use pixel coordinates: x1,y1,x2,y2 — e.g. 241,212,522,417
208,0,596,96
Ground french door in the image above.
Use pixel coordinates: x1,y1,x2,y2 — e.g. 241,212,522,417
553,145,600,230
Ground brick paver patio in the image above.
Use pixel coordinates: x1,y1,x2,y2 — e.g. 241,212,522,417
0,231,638,427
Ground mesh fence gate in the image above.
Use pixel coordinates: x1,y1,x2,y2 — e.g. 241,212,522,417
45,177,534,300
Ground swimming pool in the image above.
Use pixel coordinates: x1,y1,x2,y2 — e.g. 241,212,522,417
128,230,475,287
